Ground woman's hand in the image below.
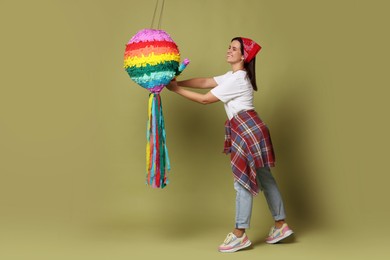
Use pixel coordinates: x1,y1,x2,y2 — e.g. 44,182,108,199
166,79,179,92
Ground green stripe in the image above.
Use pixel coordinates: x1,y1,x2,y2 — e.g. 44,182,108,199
125,61,179,77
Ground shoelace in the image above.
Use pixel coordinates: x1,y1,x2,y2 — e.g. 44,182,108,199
269,227,277,237
268,227,280,237
223,233,235,244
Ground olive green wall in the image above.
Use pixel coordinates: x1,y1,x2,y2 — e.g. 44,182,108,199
1,0,389,259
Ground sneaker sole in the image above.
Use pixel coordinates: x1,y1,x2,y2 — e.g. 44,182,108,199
219,240,252,253
266,230,294,244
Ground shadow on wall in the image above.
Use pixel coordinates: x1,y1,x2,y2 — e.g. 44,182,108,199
269,80,325,233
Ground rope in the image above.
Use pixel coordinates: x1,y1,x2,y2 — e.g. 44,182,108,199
150,0,165,29
158,0,165,29
150,0,159,29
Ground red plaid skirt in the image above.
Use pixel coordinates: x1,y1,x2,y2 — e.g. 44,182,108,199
224,110,275,195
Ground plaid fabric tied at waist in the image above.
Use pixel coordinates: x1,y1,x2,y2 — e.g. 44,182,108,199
224,110,275,196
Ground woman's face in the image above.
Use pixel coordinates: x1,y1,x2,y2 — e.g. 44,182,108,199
227,40,244,64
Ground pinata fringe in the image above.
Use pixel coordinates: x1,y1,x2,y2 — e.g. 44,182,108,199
146,92,170,188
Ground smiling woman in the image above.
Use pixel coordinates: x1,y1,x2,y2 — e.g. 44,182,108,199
166,37,293,253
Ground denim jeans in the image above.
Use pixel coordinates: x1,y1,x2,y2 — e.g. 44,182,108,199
234,167,286,229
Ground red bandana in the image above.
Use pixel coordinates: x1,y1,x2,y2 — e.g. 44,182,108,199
241,37,261,63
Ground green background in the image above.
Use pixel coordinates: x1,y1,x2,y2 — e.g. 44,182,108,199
1,0,389,259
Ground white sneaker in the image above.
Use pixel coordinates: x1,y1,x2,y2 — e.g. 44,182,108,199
266,223,294,244
218,232,251,253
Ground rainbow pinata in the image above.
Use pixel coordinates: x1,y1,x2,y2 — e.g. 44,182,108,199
124,29,189,93
123,29,189,189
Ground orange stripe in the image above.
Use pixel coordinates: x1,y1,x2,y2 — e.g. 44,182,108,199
125,46,179,58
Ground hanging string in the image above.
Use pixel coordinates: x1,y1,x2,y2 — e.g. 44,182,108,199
150,0,158,29
150,0,165,29
158,0,165,29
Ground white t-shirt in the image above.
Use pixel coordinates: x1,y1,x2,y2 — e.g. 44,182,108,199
211,70,254,120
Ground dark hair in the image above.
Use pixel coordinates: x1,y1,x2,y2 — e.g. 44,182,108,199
231,37,258,91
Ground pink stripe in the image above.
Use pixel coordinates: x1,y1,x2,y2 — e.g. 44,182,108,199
128,29,174,44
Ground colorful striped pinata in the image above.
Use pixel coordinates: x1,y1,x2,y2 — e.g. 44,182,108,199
124,29,189,188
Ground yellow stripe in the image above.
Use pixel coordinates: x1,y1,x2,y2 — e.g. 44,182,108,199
124,53,180,68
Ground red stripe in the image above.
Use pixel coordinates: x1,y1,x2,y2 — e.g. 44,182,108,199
126,41,178,52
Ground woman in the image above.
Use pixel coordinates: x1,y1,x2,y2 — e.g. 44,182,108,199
167,37,294,253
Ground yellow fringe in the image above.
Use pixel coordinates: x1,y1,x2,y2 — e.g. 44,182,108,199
124,53,180,68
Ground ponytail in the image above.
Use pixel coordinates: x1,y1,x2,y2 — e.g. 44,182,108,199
245,57,257,91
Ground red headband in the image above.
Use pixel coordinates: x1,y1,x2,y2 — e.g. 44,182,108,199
241,37,262,63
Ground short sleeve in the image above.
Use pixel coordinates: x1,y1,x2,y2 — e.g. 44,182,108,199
211,72,248,103
213,72,230,86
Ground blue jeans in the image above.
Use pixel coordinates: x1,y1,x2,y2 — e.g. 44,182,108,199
234,167,286,229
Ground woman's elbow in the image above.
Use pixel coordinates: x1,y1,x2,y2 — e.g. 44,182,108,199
199,92,219,105
199,98,217,105
199,99,210,105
